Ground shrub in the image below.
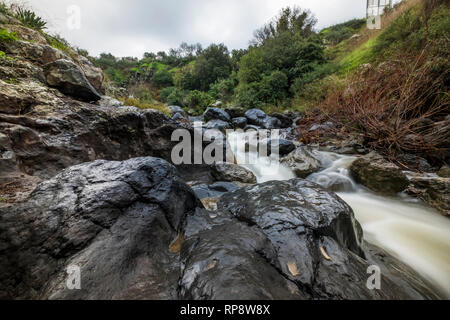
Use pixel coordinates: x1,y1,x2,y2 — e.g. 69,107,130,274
235,82,264,109
152,69,174,88
0,29,17,42
15,8,47,30
167,88,185,107
184,90,214,114
319,53,449,163
120,97,171,116
0,2,10,15
209,77,237,102
159,86,177,102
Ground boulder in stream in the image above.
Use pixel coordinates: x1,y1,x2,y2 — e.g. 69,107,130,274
350,152,409,195
212,163,257,184
280,147,321,178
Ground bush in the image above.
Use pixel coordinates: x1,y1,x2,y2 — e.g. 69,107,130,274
0,2,10,15
159,86,177,102
167,88,185,107
152,69,174,88
236,82,263,109
184,90,214,114
209,77,237,102
0,29,17,42
15,8,47,30
120,97,170,116
321,18,366,45
319,53,449,163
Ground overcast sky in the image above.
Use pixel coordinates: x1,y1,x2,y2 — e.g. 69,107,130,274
24,0,369,58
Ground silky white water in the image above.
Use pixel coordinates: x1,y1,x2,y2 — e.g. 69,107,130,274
228,133,450,298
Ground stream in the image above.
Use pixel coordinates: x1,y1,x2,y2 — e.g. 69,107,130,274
228,132,450,299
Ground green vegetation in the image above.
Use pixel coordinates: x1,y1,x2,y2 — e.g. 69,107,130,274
119,97,171,116
0,2,10,15
0,29,17,42
320,18,366,45
88,0,448,118
15,8,47,30
0,196,6,203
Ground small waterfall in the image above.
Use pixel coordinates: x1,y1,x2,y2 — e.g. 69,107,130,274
227,131,296,183
227,133,450,298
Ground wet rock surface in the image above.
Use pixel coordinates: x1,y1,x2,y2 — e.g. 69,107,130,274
245,109,282,129
212,163,257,184
0,157,201,299
204,107,231,123
280,147,321,178
0,160,440,300
350,152,410,195
406,172,450,216
0,98,203,204
179,179,438,300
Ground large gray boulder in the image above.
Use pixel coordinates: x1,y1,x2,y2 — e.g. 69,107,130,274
204,107,231,123
280,147,321,178
245,109,282,129
180,179,439,300
0,103,191,203
212,163,257,184
0,157,202,299
43,59,101,102
350,152,409,195
406,172,450,217
0,166,440,300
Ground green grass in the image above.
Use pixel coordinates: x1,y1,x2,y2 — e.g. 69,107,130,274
0,196,6,203
338,37,377,74
119,97,171,116
0,29,18,43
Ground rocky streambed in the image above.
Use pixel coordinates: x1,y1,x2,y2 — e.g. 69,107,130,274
0,26,449,299
1,105,449,300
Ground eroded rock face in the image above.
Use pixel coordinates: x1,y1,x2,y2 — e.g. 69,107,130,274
0,157,201,299
280,147,321,178
43,59,101,102
350,152,409,195
212,163,257,184
0,103,191,202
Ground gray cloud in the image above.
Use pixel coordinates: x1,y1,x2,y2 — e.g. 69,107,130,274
25,0,368,57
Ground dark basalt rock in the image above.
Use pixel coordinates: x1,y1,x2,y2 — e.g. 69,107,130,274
43,59,101,102
191,182,241,199
270,112,292,128
180,179,440,300
204,107,231,123
205,119,232,133
0,165,440,300
0,104,193,200
232,117,247,129
260,139,296,156
350,152,410,195
0,157,202,299
245,109,282,129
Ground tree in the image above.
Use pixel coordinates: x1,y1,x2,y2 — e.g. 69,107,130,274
192,43,232,91
251,6,317,46
152,69,174,88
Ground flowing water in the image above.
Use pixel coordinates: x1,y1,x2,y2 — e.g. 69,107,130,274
227,132,450,298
